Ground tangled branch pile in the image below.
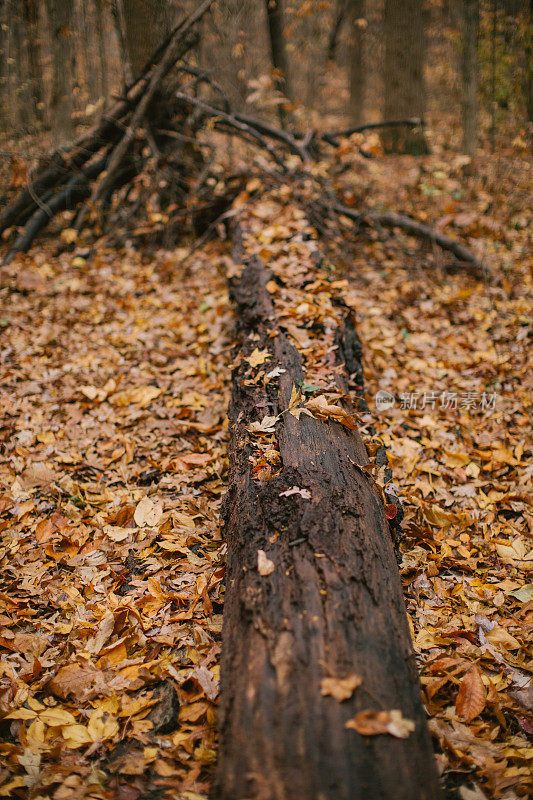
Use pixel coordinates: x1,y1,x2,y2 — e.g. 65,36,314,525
0,0,482,276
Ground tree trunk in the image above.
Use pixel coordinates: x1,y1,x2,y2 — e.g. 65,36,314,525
328,0,348,61
213,230,442,800
348,0,365,125
22,0,44,123
0,0,6,131
382,0,429,153
94,0,109,103
461,0,479,157
264,0,292,124
525,0,533,121
44,0,74,145
121,0,174,79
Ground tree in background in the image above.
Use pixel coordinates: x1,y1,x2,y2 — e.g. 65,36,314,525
120,0,175,80
348,0,365,124
382,0,429,153
461,0,480,157
22,0,44,123
45,0,75,144
264,0,293,124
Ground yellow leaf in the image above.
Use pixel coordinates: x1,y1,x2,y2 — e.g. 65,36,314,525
39,707,77,727
61,723,92,748
246,348,270,368
87,708,119,741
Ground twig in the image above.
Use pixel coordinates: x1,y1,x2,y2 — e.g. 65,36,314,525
330,200,484,273
322,118,423,147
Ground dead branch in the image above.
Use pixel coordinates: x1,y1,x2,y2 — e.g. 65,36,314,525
322,118,423,146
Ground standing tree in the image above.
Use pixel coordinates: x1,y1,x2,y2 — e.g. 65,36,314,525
22,0,44,123
45,0,75,144
526,0,533,120
120,0,175,80
264,0,293,124
348,0,366,124
461,0,479,157
382,0,429,153
94,0,109,104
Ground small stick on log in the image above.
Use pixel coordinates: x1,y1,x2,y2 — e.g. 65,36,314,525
213,242,442,799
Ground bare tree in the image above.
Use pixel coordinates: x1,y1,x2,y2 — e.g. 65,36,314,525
382,0,429,153
45,0,75,144
348,0,365,124
461,0,479,157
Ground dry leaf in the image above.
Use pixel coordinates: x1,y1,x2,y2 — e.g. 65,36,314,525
257,549,275,576
305,395,356,429
134,496,163,527
246,348,270,368
280,486,312,499
320,672,362,702
345,709,415,738
455,665,487,722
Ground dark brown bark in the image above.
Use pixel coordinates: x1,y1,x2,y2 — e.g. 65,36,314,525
22,0,44,122
348,0,365,124
44,0,75,144
382,0,429,153
264,0,292,125
461,0,479,157
213,244,442,800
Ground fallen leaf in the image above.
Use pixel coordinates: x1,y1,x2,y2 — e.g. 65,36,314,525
305,395,356,429
456,665,487,722
345,709,415,738
134,496,163,527
246,348,270,368
257,549,275,576
321,672,362,702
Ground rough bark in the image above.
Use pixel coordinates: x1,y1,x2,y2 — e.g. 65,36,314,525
44,0,75,144
213,244,442,800
382,0,429,153
348,0,365,125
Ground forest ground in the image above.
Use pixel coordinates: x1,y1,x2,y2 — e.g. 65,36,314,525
0,101,531,800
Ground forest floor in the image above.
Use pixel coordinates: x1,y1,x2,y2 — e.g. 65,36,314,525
0,115,531,800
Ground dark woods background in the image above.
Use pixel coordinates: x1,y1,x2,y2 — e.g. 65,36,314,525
0,1,531,156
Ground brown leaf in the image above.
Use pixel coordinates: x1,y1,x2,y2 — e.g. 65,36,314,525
345,709,415,738
455,665,487,722
320,672,362,702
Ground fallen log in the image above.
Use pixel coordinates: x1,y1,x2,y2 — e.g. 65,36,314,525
214,233,441,799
